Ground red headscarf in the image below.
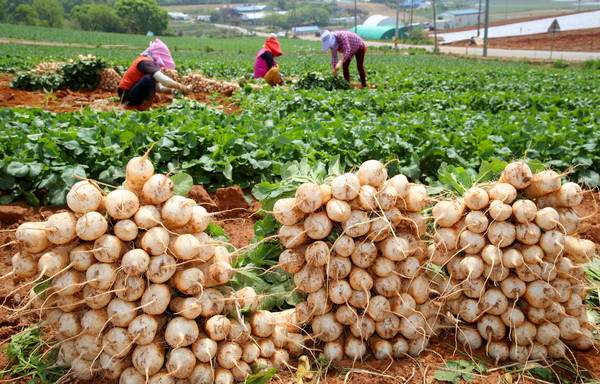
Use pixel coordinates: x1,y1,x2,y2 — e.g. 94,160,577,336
264,37,282,57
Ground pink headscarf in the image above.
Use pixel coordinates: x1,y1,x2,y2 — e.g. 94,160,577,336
143,38,176,69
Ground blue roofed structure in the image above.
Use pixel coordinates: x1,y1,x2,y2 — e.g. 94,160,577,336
292,26,320,34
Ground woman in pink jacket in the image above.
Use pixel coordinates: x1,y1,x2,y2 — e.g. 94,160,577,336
320,30,367,88
254,36,284,85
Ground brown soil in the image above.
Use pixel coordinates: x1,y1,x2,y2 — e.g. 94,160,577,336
438,11,600,52
0,73,240,114
1,191,599,383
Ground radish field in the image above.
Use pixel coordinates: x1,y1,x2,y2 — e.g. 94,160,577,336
1,27,600,384
0,40,598,205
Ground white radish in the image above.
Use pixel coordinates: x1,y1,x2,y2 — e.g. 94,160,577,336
114,219,138,241
86,262,118,290
556,182,583,207
463,187,489,210
134,205,161,229
141,283,171,315
487,221,516,247
464,211,488,233
217,342,242,369
76,211,108,241
46,212,77,245
515,223,541,245
166,348,196,379
128,314,159,345
146,254,177,284
511,199,537,223
477,314,506,341
295,183,324,213
205,315,231,341
105,189,139,219
141,227,170,256
132,342,165,377
142,174,174,205
94,234,124,263
15,222,48,253
524,170,561,198
500,161,532,189
304,211,333,239
66,180,104,213
331,173,360,201
107,298,138,327
488,183,517,204
535,207,559,230
488,200,512,221
278,224,309,248
432,200,464,227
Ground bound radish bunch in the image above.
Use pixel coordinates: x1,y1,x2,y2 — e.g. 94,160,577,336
275,160,443,362
434,161,597,363
11,151,293,382
98,68,121,91
182,73,240,94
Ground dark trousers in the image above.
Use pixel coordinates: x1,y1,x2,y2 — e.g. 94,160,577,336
342,46,367,87
118,75,156,107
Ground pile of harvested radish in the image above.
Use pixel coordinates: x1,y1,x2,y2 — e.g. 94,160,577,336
7,155,597,383
434,162,596,362
274,160,444,361
11,153,303,383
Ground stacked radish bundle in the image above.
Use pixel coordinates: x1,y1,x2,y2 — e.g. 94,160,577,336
98,68,121,91
182,74,240,94
274,160,444,362
11,154,304,383
161,69,182,83
433,162,597,363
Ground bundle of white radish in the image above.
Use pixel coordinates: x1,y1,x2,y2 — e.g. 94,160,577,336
275,159,442,363
182,73,240,94
436,161,597,364
8,151,301,383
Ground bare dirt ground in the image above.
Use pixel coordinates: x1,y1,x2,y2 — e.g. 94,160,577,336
437,11,600,52
0,74,240,114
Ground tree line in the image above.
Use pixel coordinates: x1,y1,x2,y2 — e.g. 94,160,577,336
0,0,169,35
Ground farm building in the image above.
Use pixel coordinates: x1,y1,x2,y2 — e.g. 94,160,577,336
363,14,403,27
350,25,408,40
438,9,481,29
168,12,190,20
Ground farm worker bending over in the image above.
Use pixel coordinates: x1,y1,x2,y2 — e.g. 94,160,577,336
118,38,190,111
254,35,284,86
320,30,367,88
